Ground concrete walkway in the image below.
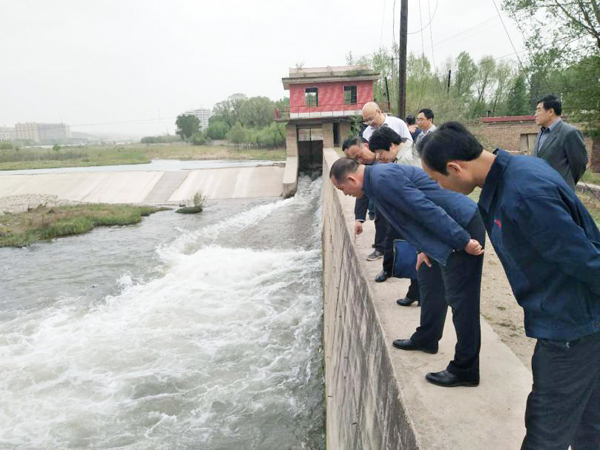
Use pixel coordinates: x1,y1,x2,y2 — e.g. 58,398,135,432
0,165,285,204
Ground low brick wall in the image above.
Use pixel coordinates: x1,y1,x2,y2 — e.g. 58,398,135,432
471,118,595,165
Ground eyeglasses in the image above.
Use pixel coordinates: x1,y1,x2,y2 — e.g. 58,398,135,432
363,116,376,125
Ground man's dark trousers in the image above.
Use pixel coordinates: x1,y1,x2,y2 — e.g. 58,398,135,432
521,331,600,450
410,212,485,378
373,208,386,253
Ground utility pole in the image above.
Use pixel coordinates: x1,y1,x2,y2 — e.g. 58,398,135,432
398,0,408,118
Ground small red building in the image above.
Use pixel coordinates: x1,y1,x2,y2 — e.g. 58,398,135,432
276,66,381,172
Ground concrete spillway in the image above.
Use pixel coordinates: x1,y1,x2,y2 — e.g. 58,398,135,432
0,165,285,204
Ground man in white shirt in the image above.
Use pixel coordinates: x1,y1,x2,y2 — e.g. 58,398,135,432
361,102,413,161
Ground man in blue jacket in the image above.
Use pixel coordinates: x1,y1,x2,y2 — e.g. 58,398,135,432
418,121,600,449
330,156,485,387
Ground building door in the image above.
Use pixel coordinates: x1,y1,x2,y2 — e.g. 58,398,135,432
297,127,324,173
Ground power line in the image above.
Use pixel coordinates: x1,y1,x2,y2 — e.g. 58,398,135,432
422,16,500,51
427,0,436,68
407,0,438,35
493,49,528,61
418,0,425,56
379,0,387,49
490,0,524,70
392,0,397,48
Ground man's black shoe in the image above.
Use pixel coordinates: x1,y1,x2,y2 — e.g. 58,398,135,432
392,339,438,354
374,270,390,283
396,297,420,307
425,370,479,387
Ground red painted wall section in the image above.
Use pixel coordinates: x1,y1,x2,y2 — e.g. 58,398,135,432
288,81,374,113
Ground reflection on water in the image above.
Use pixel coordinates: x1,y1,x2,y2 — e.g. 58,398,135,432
0,178,324,449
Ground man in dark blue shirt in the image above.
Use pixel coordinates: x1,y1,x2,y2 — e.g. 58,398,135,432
418,121,600,449
330,156,486,388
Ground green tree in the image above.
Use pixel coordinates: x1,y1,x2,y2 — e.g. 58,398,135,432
206,121,230,140
506,73,530,116
489,61,515,116
175,114,200,140
503,0,600,58
213,93,248,128
227,122,249,147
453,52,478,100
471,56,497,117
190,132,208,146
239,96,275,128
503,0,600,121
560,55,600,132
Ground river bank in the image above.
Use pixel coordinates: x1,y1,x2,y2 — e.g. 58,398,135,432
0,196,165,247
0,144,286,171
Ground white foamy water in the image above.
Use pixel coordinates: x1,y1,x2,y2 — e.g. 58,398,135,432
0,178,324,449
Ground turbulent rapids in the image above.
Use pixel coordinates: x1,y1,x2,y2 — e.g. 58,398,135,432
0,177,325,449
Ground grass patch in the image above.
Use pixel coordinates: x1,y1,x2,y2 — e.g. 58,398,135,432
581,171,600,186
0,204,167,247
140,144,286,161
577,189,600,226
0,144,286,170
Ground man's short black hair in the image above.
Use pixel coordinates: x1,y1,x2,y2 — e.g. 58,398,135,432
537,95,562,116
405,115,416,125
420,122,483,175
330,157,359,181
369,126,402,152
418,108,434,121
342,136,366,152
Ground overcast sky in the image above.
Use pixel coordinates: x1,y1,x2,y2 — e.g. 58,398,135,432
1,0,525,137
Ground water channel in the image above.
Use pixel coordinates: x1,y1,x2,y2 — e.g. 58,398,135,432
0,176,325,449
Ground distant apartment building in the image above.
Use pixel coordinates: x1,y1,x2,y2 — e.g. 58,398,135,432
15,122,71,143
186,108,213,131
0,127,16,142
38,123,72,142
15,123,40,142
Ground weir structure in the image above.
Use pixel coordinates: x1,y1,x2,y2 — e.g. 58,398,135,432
275,66,383,197
321,148,533,449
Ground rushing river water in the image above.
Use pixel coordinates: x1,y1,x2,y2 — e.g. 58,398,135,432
0,177,324,449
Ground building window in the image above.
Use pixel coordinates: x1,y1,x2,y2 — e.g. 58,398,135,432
305,88,318,107
344,86,357,105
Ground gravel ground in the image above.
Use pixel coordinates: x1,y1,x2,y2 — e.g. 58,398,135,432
0,194,82,215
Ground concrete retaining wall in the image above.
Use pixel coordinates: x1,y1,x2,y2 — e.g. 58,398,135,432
322,151,417,449
321,148,532,449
